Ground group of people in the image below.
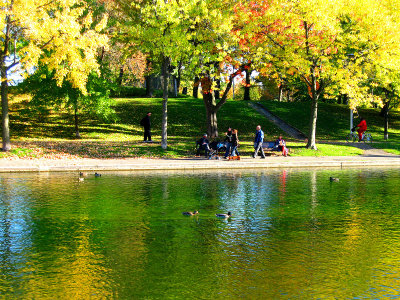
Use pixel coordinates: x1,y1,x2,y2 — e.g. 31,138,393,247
140,112,368,158
252,125,288,158
196,125,288,158
195,128,241,158
223,128,240,158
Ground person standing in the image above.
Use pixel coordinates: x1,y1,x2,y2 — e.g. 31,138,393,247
224,127,233,158
140,112,152,142
231,129,240,157
253,125,265,158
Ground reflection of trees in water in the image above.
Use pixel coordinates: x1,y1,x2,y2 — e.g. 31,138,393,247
1,170,400,298
0,176,34,294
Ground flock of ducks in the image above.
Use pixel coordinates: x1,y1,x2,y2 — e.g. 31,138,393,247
78,172,232,218
78,173,338,218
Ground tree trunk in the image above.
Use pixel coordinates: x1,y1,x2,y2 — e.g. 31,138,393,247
343,94,348,105
117,66,124,86
214,62,221,100
74,107,81,139
1,62,10,151
243,69,251,100
161,56,170,150
145,74,153,97
203,92,218,138
214,79,220,100
278,84,284,102
306,73,319,150
193,76,199,98
382,102,389,140
200,66,244,139
172,75,178,97
177,61,182,92
306,95,318,149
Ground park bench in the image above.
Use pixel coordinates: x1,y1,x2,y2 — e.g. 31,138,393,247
262,141,289,156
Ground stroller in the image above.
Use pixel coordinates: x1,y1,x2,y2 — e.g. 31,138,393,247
208,141,227,160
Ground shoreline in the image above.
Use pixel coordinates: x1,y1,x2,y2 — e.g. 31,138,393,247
1,155,400,173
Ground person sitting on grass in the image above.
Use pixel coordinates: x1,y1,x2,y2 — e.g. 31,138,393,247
196,134,210,157
275,135,288,157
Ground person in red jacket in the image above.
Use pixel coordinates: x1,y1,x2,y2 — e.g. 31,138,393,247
353,117,367,141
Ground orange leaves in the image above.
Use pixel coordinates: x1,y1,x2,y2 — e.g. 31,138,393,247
200,76,212,93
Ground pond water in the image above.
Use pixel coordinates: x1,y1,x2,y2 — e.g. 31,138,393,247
1,168,400,299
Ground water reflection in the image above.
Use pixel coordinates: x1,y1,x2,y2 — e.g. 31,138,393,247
1,169,400,298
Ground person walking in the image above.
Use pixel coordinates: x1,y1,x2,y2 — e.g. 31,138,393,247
140,112,152,142
224,128,233,158
253,125,265,158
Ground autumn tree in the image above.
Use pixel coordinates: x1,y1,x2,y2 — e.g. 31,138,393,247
0,0,108,151
235,0,349,149
237,0,400,148
340,0,400,141
21,65,115,138
187,1,245,138
109,0,196,148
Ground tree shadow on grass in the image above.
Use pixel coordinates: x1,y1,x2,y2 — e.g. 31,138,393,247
10,139,195,159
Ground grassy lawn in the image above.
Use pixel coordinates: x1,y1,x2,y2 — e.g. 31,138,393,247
1,94,284,159
260,100,400,155
1,93,395,159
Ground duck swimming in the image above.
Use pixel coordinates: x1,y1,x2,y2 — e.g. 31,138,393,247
216,212,231,218
182,211,199,216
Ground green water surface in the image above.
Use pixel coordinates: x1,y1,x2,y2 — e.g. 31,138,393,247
1,168,400,299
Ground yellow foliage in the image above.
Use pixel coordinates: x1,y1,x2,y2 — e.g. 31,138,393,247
1,0,109,94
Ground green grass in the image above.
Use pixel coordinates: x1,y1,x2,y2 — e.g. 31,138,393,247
2,93,396,158
288,142,364,156
260,100,400,155
3,95,285,158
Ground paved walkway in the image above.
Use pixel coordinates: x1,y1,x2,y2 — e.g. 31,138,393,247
1,153,399,173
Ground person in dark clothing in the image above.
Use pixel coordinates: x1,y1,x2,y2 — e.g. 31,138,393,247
230,129,240,157
224,128,233,158
196,134,210,157
140,112,152,142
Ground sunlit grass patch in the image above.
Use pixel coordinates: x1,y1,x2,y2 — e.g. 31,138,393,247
0,148,35,158
4,93,395,159
288,142,364,156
